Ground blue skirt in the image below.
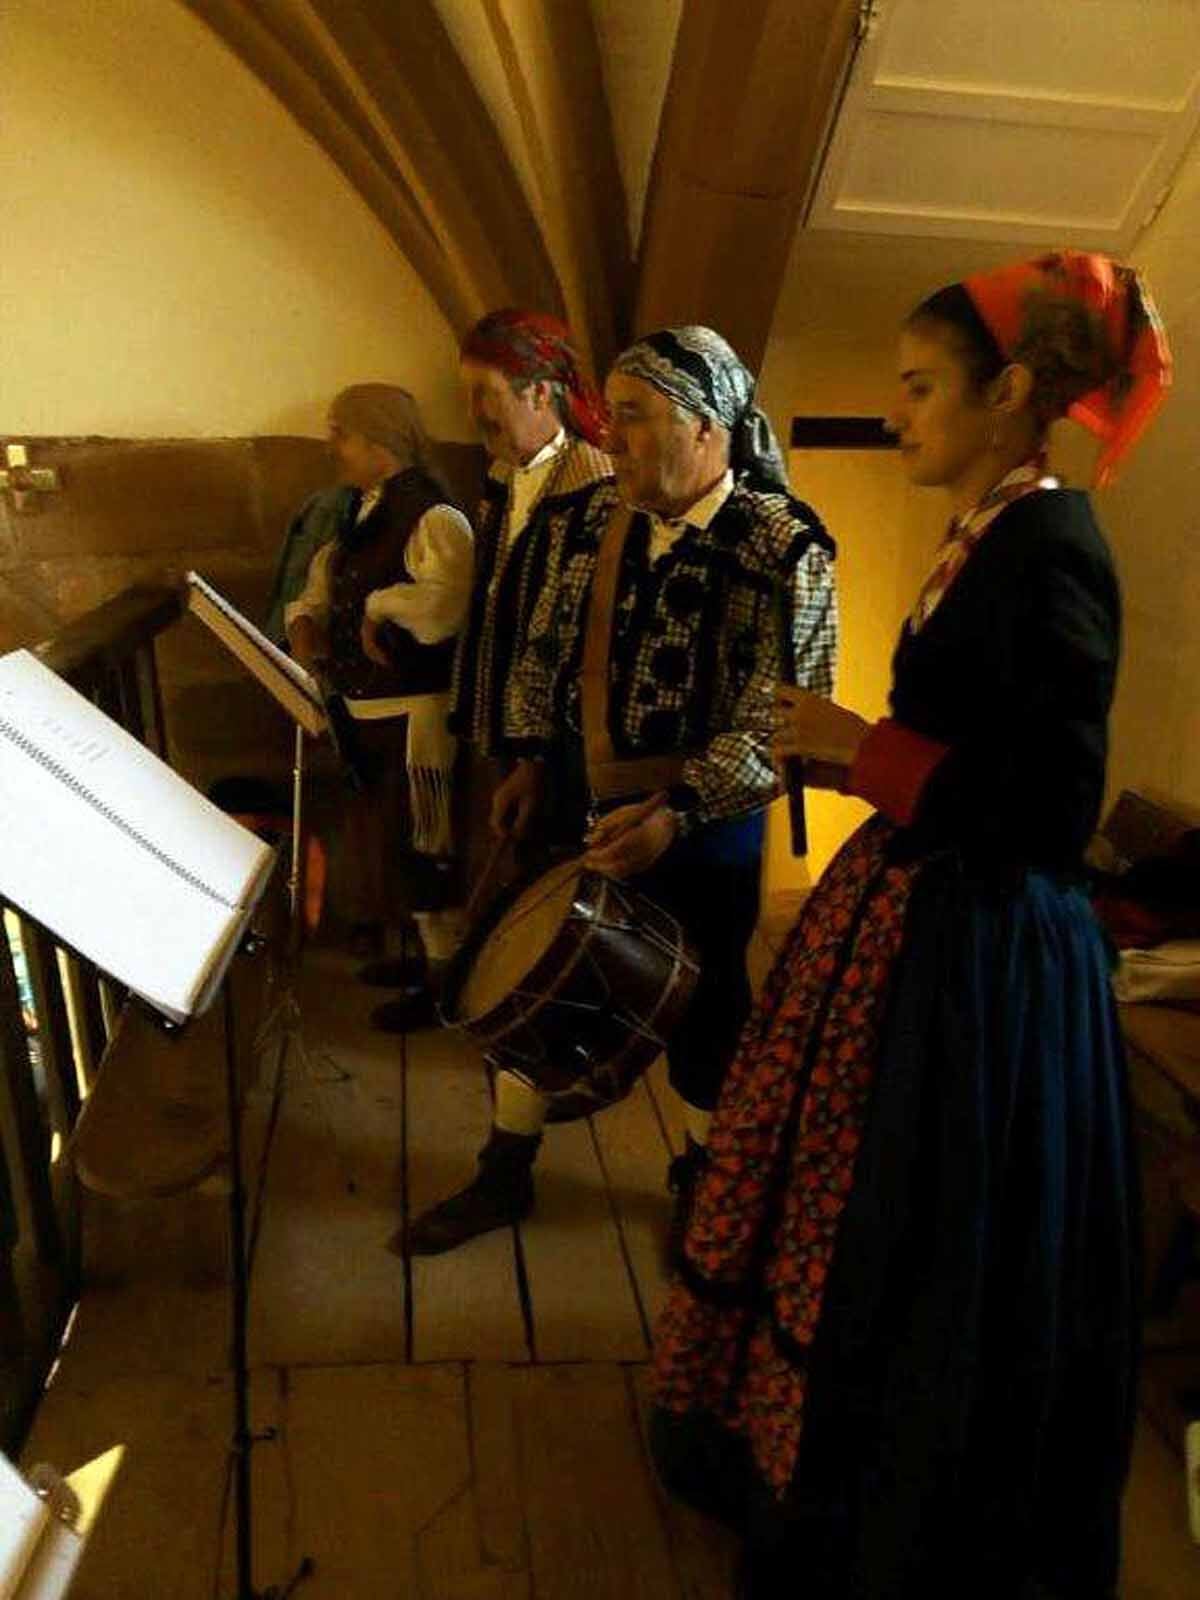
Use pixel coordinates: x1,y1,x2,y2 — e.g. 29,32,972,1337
652,841,1140,1599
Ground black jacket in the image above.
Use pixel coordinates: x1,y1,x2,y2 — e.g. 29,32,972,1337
890,489,1121,876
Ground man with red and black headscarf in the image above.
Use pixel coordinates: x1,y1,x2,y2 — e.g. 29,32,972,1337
451,310,612,782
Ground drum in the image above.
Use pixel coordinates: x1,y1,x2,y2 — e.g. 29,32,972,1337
440,857,699,1122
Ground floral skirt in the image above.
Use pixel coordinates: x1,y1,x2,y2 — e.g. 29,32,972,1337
649,817,1138,1598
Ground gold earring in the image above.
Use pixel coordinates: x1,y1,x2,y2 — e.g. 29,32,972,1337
989,417,1005,452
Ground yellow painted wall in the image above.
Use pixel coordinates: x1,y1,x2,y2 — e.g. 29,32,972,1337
1,0,466,441
1087,137,1200,821
764,448,945,889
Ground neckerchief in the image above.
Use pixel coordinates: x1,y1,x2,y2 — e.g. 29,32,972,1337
909,455,1056,633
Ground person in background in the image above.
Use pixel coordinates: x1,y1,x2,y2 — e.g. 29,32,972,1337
649,253,1171,1599
264,482,353,647
450,309,612,850
287,383,473,1031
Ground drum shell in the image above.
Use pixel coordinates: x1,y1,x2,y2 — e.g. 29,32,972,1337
441,868,698,1111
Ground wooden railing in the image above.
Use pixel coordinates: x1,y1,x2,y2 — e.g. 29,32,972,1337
0,585,182,1448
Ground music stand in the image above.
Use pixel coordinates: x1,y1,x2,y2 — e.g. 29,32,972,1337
220,946,314,1600
182,576,345,1597
183,573,354,1086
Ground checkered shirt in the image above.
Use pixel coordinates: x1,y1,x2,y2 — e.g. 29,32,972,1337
506,481,838,823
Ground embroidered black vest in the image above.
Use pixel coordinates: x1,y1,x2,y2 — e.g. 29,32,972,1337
326,469,456,700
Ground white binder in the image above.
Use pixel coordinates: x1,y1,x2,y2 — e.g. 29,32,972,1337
0,1447,122,1599
0,649,275,1023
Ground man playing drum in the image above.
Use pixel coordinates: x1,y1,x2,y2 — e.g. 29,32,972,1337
407,326,838,1257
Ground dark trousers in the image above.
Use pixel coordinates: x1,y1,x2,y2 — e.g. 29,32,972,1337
531,737,764,1110
637,835,762,1112
339,717,455,927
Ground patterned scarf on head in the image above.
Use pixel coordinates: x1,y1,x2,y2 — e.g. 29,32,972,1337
963,251,1172,487
460,309,609,447
611,325,789,494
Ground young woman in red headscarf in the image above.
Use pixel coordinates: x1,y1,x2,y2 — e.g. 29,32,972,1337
648,252,1172,1599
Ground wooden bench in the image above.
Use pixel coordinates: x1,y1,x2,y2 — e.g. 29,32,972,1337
64,882,281,1296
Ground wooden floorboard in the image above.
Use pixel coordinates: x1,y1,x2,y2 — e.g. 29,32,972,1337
589,1081,675,1340
405,1025,528,1364
23,928,1200,1600
1121,1417,1200,1600
630,1367,741,1600
214,1368,293,1597
508,1365,681,1600
282,1363,474,1598
517,1115,647,1363
248,958,409,1367
21,1371,230,1600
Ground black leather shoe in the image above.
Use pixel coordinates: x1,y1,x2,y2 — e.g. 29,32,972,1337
369,988,438,1033
347,921,386,960
357,955,427,989
404,1129,540,1256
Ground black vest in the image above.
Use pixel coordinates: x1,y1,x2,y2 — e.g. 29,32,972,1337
326,469,457,700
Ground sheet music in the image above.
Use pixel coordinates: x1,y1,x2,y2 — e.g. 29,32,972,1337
0,651,273,1021
186,571,322,707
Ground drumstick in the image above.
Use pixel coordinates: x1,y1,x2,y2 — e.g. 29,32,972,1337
463,834,512,927
777,574,808,857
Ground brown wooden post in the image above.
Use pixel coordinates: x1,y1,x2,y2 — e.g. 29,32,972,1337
20,923,81,1133
18,921,82,1282
0,913,61,1266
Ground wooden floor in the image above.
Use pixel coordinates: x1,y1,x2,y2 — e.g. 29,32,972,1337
18,936,1200,1598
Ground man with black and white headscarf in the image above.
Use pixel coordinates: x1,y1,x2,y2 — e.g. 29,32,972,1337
406,327,838,1259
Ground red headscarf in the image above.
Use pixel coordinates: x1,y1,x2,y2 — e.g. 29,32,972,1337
963,251,1171,486
460,309,609,447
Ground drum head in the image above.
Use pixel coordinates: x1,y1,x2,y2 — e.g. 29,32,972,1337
458,859,582,1023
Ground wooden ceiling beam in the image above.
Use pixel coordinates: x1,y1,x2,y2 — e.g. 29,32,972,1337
182,0,476,330
480,0,634,372
634,0,861,370
300,0,565,321
181,0,566,333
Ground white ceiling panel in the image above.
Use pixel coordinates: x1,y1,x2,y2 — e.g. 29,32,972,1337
879,0,1200,107
841,113,1159,232
810,0,1200,251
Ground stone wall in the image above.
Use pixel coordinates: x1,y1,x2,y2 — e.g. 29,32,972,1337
0,436,484,796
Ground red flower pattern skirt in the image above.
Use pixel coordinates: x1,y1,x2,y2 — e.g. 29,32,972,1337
650,815,921,1497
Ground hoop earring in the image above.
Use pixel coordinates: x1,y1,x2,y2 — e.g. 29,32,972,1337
989,417,1005,453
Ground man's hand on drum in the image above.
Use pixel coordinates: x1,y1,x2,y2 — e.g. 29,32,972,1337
774,686,869,789
584,793,677,880
490,758,544,839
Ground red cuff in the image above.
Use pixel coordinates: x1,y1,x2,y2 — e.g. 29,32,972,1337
848,719,948,826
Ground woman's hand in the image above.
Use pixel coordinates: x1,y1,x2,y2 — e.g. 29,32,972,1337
774,686,869,769
585,793,678,880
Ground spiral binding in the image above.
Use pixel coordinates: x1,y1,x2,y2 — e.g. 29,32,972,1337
0,714,236,911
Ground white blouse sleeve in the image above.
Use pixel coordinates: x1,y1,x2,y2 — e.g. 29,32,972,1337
283,541,336,631
364,505,475,645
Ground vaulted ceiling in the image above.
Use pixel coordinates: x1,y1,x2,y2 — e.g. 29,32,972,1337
181,0,1200,378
